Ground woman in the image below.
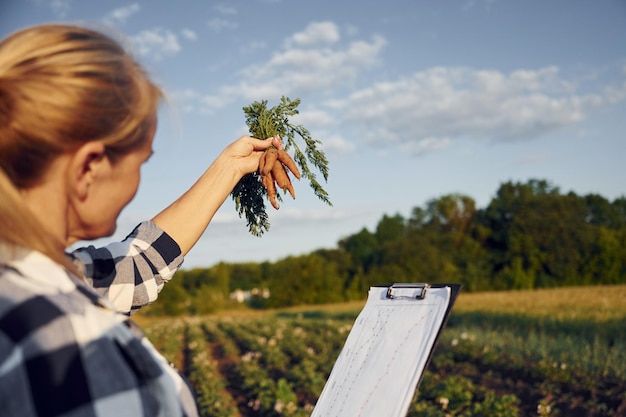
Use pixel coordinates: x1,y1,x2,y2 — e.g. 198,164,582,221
0,24,279,416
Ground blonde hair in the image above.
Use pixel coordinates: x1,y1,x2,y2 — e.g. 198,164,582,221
0,24,162,271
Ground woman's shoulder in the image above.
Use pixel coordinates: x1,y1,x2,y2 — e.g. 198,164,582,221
1,248,87,303
0,249,122,342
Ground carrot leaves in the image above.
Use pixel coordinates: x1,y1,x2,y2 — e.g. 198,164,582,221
231,96,332,236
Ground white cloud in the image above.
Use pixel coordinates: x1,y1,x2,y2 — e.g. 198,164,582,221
337,66,608,150
173,23,624,157
132,28,181,60
215,4,237,15
291,108,335,128
285,21,340,48
103,3,140,25
239,40,268,55
321,134,357,153
207,17,239,32
200,24,385,107
167,88,201,112
181,28,198,41
401,137,450,156
603,74,626,104
200,7,239,40
50,0,71,18
287,109,357,154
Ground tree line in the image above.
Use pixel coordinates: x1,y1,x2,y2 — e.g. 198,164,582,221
143,179,626,315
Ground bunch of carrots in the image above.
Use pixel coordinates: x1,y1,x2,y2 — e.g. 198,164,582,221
231,96,331,236
258,145,300,210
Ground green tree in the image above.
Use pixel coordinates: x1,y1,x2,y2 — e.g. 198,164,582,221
482,180,601,289
365,233,455,287
375,213,406,244
313,248,359,299
144,178,626,315
582,226,626,285
192,285,226,314
338,227,378,272
426,194,477,240
266,254,344,307
228,262,264,291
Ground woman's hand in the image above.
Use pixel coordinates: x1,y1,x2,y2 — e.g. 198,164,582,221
219,134,283,179
151,134,283,255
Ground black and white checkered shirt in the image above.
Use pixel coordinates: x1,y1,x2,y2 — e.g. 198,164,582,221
0,222,198,416
71,221,185,315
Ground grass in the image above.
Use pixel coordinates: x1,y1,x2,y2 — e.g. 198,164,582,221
136,284,626,324
451,284,626,321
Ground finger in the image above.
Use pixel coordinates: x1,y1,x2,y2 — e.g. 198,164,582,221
258,151,266,174
271,135,283,150
244,135,277,152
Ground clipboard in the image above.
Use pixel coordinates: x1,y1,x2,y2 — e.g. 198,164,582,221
311,283,461,417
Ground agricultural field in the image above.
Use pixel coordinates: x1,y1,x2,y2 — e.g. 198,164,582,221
138,285,626,416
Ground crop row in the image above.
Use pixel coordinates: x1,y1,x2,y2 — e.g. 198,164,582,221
142,313,625,417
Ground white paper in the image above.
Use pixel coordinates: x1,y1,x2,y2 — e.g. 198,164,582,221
311,286,451,417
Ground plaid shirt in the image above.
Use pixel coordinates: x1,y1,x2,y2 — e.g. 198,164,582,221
71,221,184,315
0,222,198,417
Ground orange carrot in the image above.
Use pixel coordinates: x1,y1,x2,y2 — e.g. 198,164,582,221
277,149,301,179
271,162,289,188
262,171,280,210
284,177,296,199
261,147,278,176
272,163,295,199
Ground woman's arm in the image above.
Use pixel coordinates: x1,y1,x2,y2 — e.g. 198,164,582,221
152,135,280,255
70,221,182,314
71,135,281,313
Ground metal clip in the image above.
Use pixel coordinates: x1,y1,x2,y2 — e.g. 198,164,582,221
386,283,430,300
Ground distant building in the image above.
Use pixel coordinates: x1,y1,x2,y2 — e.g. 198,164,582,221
229,288,270,303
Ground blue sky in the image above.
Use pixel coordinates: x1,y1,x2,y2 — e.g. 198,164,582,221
2,0,625,268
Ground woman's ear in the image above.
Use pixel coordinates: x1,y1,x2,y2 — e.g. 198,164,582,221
68,141,107,200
